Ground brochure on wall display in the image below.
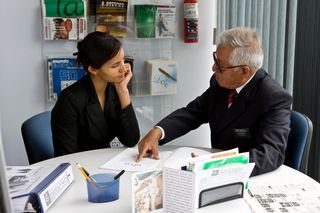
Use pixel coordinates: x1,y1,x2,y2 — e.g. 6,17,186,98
7,163,74,213
92,0,129,38
147,59,177,95
134,4,156,38
41,0,87,40
134,4,176,38
244,182,320,213
43,17,87,40
47,57,86,102
155,6,176,38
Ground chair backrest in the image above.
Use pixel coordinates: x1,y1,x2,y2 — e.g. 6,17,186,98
284,110,313,174
21,111,54,164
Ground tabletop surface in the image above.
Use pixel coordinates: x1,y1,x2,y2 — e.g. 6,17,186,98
34,145,319,213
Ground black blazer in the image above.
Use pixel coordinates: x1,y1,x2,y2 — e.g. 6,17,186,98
157,69,292,176
51,75,140,156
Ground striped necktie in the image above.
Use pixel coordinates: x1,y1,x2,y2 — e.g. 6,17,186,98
228,89,237,108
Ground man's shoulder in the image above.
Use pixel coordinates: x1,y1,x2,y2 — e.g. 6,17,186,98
258,70,289,93
254,70,292,104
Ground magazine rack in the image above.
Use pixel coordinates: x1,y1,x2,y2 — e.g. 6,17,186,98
41,0,176,97
40,0,177,136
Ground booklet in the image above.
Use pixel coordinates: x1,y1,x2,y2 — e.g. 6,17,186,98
132,168,163,213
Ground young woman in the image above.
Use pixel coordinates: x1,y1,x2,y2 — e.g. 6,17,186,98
51,31,140,156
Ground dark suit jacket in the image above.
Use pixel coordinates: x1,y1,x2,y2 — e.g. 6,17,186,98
157,69,292,176
51,75,140,156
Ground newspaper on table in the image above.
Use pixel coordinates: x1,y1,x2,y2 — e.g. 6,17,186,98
244,182,320,212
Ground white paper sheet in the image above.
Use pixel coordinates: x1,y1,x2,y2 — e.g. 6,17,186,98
163,147,213,169
100,148,172,172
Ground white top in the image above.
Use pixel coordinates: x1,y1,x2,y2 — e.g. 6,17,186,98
34,146,319,213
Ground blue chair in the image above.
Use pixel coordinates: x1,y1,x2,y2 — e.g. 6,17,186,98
284,110,313,174
21,111,54,164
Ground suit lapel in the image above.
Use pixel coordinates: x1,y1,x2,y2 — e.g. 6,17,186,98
213,69,266,137
213,92,247,136
85,77,108,138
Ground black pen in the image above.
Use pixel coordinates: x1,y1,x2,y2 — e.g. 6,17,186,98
114,170,125,180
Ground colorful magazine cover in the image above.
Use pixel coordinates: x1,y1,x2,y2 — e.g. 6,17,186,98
94,0,129,38
43,0,86,18
43,17,87,40
41,0,87,40
155,6,176,38
134,5,157,38
47,58,86,101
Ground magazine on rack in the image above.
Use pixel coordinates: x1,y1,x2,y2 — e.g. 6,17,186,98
47,57,86,102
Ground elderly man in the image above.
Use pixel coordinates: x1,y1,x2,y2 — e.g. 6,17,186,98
137,27,292,176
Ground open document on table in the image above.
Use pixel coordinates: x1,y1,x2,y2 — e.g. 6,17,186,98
100,147,213,172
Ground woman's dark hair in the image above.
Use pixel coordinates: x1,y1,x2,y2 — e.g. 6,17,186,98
76,31,122,71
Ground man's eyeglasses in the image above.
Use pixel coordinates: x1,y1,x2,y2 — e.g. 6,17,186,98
213,51,247,73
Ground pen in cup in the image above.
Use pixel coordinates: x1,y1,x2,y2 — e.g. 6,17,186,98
81,166,97,182
114,170,125,180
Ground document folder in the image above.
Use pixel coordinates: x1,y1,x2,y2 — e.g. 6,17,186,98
10,162,74,212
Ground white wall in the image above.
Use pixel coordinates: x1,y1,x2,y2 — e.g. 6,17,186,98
0,0,216,165
170,0,216,147
0,0,46,165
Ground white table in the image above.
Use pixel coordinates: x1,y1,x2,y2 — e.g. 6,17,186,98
34,145,319,213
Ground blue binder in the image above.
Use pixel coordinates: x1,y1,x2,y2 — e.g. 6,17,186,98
11,162,74,212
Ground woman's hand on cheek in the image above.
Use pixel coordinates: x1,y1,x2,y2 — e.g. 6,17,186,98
114,63,132,91
122,63,132,84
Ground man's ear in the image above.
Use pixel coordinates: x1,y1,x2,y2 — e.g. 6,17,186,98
241,66,252,80
87,65,97,75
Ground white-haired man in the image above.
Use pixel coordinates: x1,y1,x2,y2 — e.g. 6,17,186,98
137,27,292,176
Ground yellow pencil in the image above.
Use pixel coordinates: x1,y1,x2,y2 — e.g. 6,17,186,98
76,163,92,182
